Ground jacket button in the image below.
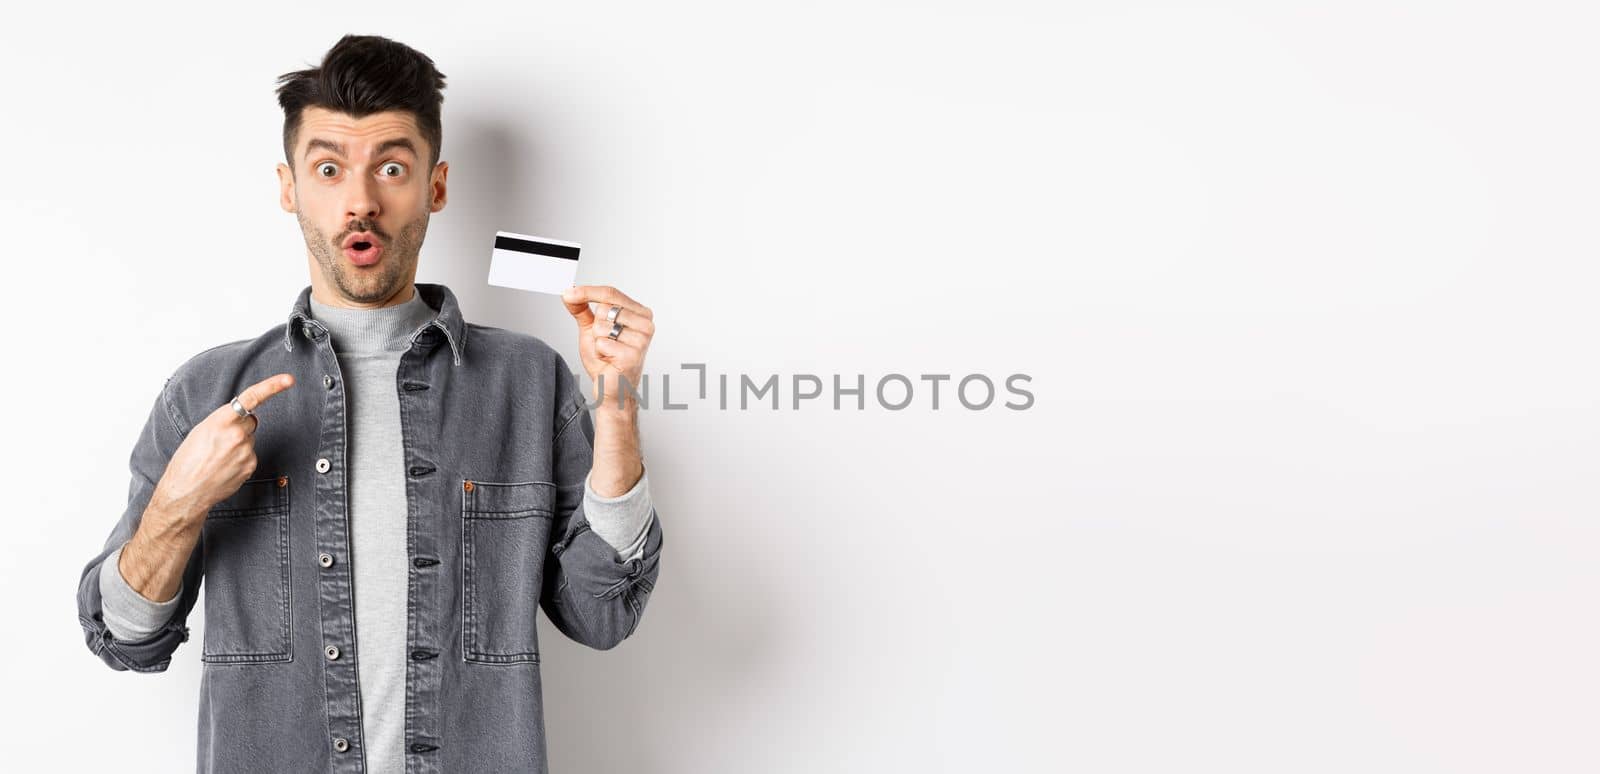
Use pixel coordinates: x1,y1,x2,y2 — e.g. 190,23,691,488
323,374,334,389
463,480,474,493
332,737,349,753
318,552,335,568
325,645,340,660
316,458,331,473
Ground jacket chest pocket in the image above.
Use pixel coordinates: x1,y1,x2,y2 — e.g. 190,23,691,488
200,475,292,664
461,479,554,664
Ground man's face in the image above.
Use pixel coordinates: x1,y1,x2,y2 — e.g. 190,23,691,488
276,106,448,306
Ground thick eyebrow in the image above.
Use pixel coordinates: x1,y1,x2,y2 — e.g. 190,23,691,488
302,137,419,160
375,138,418,157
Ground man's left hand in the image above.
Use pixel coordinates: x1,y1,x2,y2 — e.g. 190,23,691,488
561,284,655,411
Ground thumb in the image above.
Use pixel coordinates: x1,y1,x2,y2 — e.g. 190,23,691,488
562,285,594,326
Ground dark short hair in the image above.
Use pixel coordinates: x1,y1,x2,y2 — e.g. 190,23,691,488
275,34,447,170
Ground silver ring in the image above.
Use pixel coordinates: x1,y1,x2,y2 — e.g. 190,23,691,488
607,320,624,340
230,396,253,418
605,305,622,324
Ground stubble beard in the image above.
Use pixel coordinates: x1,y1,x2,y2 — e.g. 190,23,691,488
299,209,429,305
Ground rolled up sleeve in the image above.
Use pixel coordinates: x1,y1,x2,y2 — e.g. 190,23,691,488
76,375,203,673
582,467,654,563
99,542,186,641
538,359,664,651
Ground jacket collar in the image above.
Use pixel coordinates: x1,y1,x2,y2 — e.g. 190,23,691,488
284,282,468,366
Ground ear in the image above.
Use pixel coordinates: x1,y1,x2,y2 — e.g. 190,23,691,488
429,160,449,213
276,162,296,213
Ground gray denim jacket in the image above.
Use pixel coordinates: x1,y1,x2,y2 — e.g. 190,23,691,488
74,282,665,773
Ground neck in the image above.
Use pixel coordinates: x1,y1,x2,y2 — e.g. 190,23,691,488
310,282,416,310
308,283,437,355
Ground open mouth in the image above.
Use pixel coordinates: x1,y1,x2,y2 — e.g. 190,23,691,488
342,232,383,265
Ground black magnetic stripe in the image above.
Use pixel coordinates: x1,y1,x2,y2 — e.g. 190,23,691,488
494,236,580,260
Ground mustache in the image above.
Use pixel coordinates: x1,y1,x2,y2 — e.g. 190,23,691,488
337,221,389,245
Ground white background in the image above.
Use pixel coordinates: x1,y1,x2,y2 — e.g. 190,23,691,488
3,1,1597,772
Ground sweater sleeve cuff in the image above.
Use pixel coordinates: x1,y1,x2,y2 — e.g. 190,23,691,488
582,466,654,563
99,542,183,641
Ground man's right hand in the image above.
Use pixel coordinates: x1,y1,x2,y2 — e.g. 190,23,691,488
151,372,297,530
113,372,297,605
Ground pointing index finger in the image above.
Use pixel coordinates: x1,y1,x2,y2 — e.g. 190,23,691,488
237,373,296,413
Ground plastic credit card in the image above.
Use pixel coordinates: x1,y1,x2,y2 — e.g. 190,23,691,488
487,230,581,294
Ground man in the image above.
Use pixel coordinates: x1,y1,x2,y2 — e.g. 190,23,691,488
74,34,664,773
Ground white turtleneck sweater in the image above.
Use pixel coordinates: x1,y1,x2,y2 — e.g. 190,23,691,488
99,284,653,774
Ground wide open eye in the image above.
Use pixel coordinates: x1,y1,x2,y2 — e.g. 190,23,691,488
380,162,406,177
316,162,339,178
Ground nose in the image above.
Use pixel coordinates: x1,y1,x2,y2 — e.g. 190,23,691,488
343,173,380,221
